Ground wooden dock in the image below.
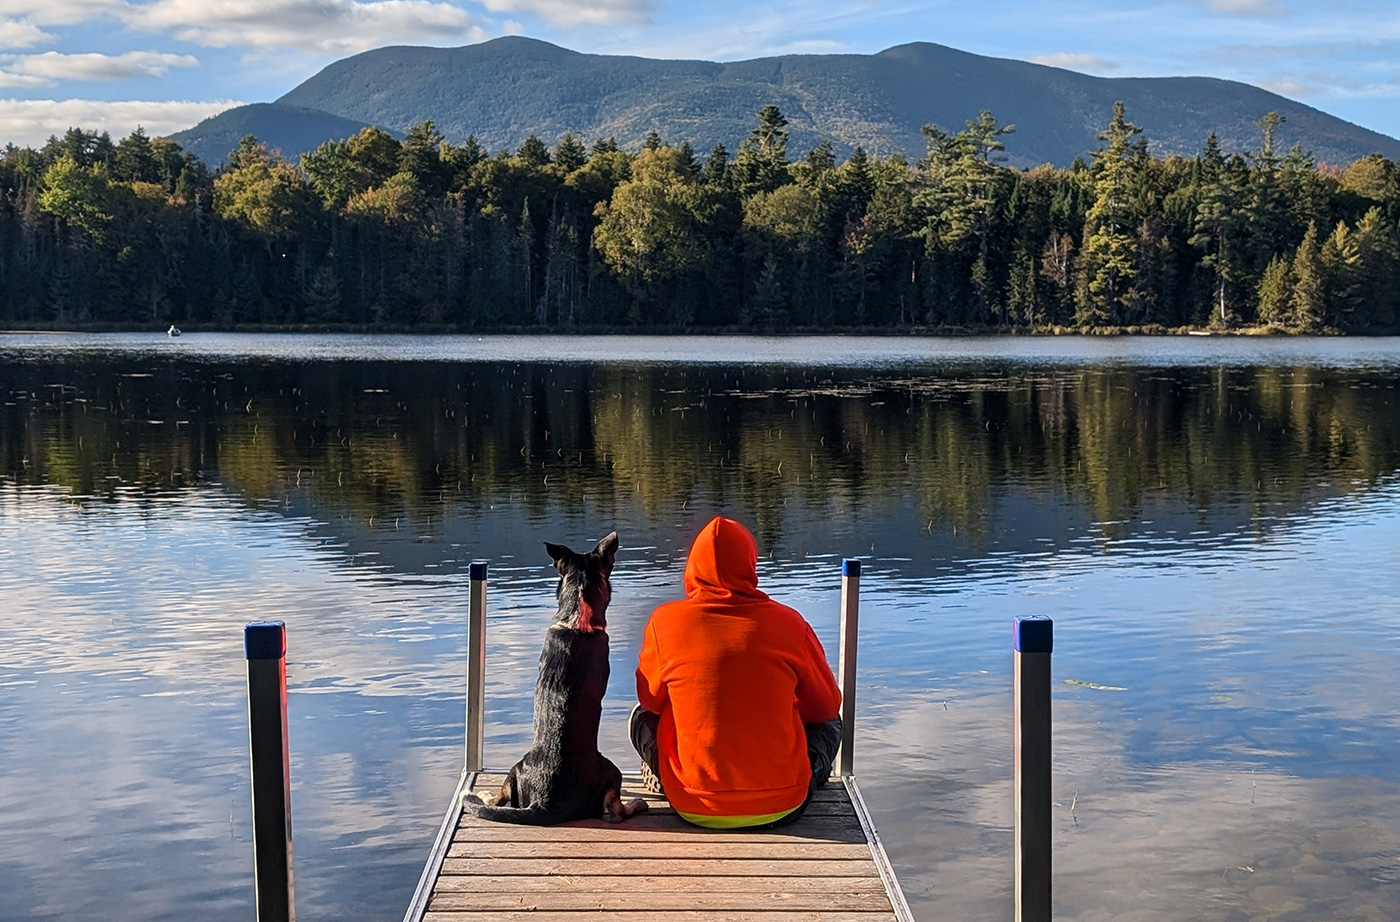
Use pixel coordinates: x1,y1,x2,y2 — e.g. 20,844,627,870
402,770,915,922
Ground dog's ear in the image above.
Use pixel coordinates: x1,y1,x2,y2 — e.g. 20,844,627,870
544,541,574,572
593,531,619,573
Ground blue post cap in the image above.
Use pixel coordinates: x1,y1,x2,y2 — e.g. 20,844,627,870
469,560,488,581
842,558,862,578
245,621,286,660
1014,616,1053,654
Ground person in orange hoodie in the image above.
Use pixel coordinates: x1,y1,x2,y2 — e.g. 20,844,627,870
631,516,842,828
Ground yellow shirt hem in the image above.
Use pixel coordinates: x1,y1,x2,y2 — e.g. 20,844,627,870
675,807,797,829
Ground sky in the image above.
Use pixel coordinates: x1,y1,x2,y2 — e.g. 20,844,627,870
1,0,1399,150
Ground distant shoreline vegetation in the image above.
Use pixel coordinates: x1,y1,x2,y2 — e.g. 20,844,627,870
6,103,1400,334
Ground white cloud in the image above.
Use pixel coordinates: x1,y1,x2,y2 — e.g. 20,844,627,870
475,0,651,27
1027,52,1119,73
1202,0,1289,16
0,72,48,88
125,0,487,54
0,51,199,85
0,98,242,147
0,21,55,48
0,0,125,26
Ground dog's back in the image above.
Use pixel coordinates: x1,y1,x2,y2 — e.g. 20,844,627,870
463,532,644,825
467,625,617,824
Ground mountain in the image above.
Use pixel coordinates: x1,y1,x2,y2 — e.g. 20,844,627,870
182,38,1400,168
169,103,377,166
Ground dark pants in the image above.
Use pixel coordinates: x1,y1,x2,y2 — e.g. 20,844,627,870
628,704,842,828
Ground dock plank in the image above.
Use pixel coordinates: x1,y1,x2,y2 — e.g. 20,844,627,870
440,858,881,877
448,841,872,859
407,772,910,922
428,890,892,911
431,875,888,893
424,913,897,922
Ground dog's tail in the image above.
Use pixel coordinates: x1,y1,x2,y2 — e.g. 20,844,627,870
461,798,565,825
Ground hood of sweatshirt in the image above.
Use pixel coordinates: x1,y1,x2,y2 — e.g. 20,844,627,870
682,516,764,600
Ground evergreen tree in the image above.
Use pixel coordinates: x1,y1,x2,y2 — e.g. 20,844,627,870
1189,135,1249,326
702,143,731,187
114,128,158,184
1255,254,1292,326
736,106,791,195
1319,219,1360,325
1289,220,1325,330
517,135,552,167
916,112,1015,324
1007,244,1039,327
399,121,450,197
554,133,588,172
1351,207,1400,327
1246,113,1291,272
1078,102,1142,326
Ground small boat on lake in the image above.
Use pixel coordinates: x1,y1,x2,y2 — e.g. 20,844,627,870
167,325,181,337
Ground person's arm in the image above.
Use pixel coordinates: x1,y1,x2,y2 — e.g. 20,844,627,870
635,619,668,713
793,621,842,723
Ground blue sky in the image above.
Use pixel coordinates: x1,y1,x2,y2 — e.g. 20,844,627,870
1,0,1398,150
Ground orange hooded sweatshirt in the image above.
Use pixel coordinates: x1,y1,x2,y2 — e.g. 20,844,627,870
636,517,842,819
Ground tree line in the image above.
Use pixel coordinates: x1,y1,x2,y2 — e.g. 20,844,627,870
3,102,1399,331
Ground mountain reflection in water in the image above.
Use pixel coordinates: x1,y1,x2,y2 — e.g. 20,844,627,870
0,335,1397,922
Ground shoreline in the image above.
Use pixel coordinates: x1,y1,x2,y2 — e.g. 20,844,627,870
0,322,1368,337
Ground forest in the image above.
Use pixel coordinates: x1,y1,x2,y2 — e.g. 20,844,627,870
3,102,1399,332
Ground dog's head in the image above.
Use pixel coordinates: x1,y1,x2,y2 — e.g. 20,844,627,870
543,531,619,633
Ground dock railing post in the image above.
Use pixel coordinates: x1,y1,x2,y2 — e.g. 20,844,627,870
1014,615,1053,922
836,558,861,778
465,561,487,773
245,620,295,922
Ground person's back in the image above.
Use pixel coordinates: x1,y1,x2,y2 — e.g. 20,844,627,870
633,517,841,827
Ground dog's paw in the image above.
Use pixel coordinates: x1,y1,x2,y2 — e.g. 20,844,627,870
627,797,649,815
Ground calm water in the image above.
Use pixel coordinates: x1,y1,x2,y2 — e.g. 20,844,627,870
2,333,1399,921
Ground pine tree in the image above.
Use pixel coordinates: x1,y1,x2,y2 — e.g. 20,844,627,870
735,106,791,195
1078,102,1142,326
113,128,158,184
516,136,551,167
702,143,730,187
1007,245,1039,327
399,121,450,198
1255,254,1292,326
1289,220,1324,331
915,111,1015,324
1351,207,1400,328
1319,219,1360,325
554,133,588,172
1246,113,1290,274
1189,135,1248,326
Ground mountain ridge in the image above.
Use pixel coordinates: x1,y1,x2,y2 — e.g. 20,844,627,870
174,37,1400,168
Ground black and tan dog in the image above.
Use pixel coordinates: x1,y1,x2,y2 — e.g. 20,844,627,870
463,532,648,824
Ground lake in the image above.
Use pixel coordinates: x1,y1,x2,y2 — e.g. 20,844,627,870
2,333,1398,921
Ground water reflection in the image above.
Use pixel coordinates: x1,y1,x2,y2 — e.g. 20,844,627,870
5,353,1399,560
1,336,1398,921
